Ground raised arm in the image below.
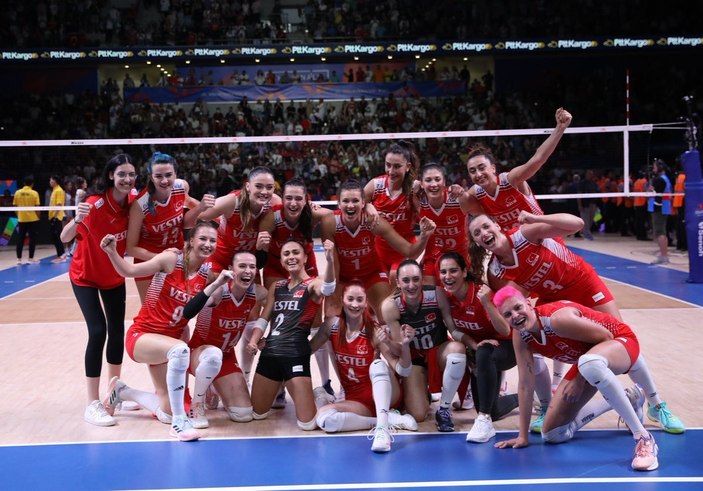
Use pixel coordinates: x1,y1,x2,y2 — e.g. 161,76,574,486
375,215,436,259
519,211,584,242
507,107,572,191
436,287,478,350
310,239,337,301
101,234,177,278
183,189,216,229
477,284,511,338
60,201,91,243
199,192,237,221
246,281,277,354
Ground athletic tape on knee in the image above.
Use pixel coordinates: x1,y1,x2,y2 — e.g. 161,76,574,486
542,421,577,443
167,343,190,372
577,354,609,387
297,417,318,431
227,406,253,422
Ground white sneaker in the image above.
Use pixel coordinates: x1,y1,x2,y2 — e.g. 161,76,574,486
121,401,140,411
369,425,393,453
170,415,201,442
626,384,645,424
453,389,474,410
84,400,115,427
156,407,172,424
188,403,209,429
335,387,346,402
313,386,335,407
102,376,127,416
388,409,418,431
466,414,496,443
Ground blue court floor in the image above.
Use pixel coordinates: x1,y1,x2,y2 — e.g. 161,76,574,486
1,429,701,490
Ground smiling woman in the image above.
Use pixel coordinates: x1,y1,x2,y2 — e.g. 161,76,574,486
100,220,228,442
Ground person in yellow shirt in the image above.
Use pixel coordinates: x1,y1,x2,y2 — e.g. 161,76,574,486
48,175,66,263
13,176,41,265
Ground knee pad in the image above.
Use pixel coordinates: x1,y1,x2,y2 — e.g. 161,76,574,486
199,346,223,369
316,409,342,433
297,417,318,431
227,406,253,423
252,410,270,420
542,421,577,444
167,343,190,371
369,359,390,383
577,354,609,387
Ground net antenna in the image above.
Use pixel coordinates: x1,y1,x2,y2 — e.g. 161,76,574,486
682,95,699,150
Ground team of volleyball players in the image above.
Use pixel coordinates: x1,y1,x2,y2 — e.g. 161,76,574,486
64,108,683,469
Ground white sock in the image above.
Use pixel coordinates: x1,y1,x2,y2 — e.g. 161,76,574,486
166,344,190,418
193,347,222,405
440,352,466,409
552,359,566,388
121,387,160,413
627,355,662,406
533,355,552,409
370,359,391,427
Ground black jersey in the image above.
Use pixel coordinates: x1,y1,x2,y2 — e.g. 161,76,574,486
262,278,320,357
395,286,448,351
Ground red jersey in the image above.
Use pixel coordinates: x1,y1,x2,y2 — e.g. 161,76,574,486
371,175,416,267
445,283,510,341
210,191,272,269
131,253,210,338
329,319,375,396
488,229,612,306
264,205,317,278
334,211,384,281
134,178,187,253
70,190,137,289
521,301,638,364
190,283,257,353
474,173,544,232
419,191,469,267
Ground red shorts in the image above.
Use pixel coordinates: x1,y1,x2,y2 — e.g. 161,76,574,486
340,270,389,291
188,335,243,380
411,345,443,393
563,333,641,381
344,375,404,414
125,325,181,362
375,237,414,274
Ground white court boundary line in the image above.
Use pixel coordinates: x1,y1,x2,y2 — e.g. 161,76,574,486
3,426,701,449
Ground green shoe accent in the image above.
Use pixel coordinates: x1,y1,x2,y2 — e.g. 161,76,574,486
647,402,685,434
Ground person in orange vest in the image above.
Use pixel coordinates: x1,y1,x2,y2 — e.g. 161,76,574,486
673,164,687,251
632,170,649,241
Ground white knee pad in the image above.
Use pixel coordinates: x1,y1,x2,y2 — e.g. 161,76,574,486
577,354,609,387
542,421,577,444
297,417,318,431
316,409,342,433
199,346,223,369
252,410,270,420
227,406,253,423
369,359,390,383
167,343,190,371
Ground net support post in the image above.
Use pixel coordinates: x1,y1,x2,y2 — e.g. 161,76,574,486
681,149,703,283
